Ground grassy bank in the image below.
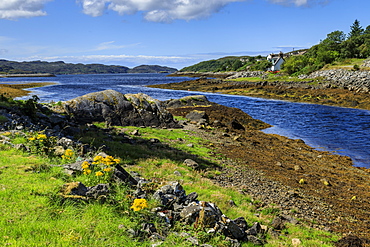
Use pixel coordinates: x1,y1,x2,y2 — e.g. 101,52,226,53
0,123,341,246
0,82,56,99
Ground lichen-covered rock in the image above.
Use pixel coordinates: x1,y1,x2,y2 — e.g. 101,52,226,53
60,182,88,198
185,110,208,124
86,183,110,199
164,95,210,109
63,90,179,128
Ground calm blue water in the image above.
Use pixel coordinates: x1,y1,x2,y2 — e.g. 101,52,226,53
2,73,370,168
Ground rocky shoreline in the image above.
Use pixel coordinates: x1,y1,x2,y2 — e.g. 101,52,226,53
0,90,370,245
161,68,370,110
166,97,370,243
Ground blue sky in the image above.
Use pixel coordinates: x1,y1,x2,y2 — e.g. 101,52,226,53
0,0,370,69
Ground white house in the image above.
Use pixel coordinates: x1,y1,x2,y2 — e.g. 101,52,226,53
267,52,285,71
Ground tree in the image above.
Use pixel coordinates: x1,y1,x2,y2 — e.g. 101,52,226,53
249,60,272,71
364,25,370,35
324,30,346,44
231,59,243,71
348,19,364,39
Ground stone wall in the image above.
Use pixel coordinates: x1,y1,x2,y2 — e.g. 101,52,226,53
361,58,370,68
226,71,265,79
299,69,370,93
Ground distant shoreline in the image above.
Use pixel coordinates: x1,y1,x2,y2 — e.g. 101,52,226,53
0,73,56,78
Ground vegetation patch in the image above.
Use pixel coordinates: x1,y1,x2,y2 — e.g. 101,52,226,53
0,118,344,246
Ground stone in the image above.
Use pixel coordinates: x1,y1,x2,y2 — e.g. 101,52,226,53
185,110,208,124
230,119,245,130
153,182,186,209
294,165,303,171
247,235,264,245
142,223,157,234
54,146,65,156
227,221,245,240
151,241,163,247
64,90,179,128
14,143,28,152
86,183,110,199
184,192,198,205
164,95,210,109
233,217,248,231
225,237,241,247
57,137,74,149
186,236,199,245
60,182,88,197
179,202,201,225
131,129,140,136
183,159,199,169
63,160,86,175
228,200,237,207
292,238,302,246
173,171,182,176
112,164,138,186
271,216,287,230
245,222,262,236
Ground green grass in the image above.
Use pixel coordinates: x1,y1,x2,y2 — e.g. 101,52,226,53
0,124,341,246
228,75,321,84
229,77,264,82
323,58,367,70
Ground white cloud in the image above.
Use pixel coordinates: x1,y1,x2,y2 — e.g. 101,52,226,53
268,0,329,7
78,0,245,23
78,0,331,22
94,41,141,51
0,0,51,19
0,0,330,21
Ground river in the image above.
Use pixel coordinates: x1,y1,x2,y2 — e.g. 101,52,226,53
1,73,370,168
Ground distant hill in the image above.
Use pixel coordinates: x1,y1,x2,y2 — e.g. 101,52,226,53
129,65,177,74
180,55,272,73
0,59,177,75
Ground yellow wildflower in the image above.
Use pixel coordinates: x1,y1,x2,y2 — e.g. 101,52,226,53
113,158,121,164
28,137,36,141
62,149,74,159
95,171,104,177
103,156,116,166
83,169,92,175
65,149,74,156
81,161,90,169
37,134,47,139
92,155,103,164
103,167,112,172
130,198,148,212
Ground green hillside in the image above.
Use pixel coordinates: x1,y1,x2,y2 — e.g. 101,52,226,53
180,55,272,73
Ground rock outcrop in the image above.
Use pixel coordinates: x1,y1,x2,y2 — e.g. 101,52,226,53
299,69,370,93
63,90,180,128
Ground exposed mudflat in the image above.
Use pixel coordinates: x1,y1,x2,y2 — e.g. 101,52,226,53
166,94,370,245
150,77,370,110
